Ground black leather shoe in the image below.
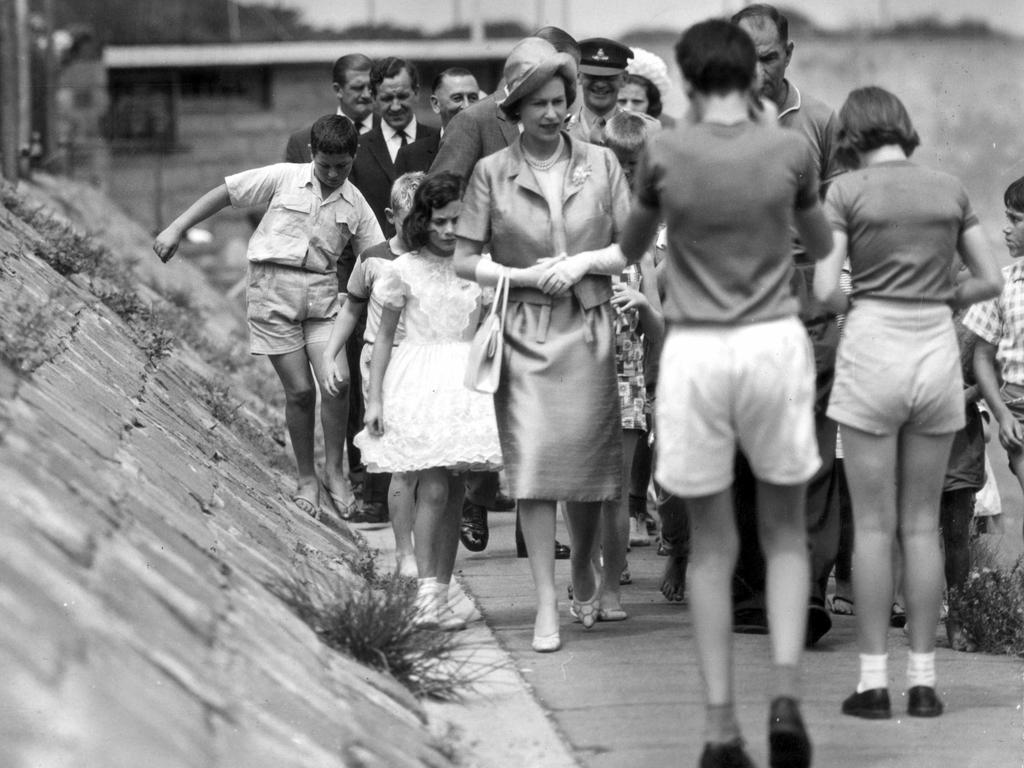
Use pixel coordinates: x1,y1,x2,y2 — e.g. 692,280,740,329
699,739,756,768
733,607,769,634
841,688,891,719
490,492,516,511
554,540,570,559
769,697,811,768
907,685,944,717
805,600,832,647
350,500,388,524
459,501,489,552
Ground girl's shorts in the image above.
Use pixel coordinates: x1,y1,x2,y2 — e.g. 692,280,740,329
246,261,339,355
827,298,964,436
655,316,820,497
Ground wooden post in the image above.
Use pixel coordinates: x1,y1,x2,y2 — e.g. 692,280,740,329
15,0,30,172
42,0,58,167
0,0,22,180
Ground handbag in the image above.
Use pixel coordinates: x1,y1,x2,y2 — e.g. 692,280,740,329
464,267,509,394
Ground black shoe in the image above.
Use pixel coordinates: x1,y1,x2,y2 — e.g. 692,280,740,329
460,501,489,552
805,600,832,647
554,540,570,559
699,739,756,768
350,500,388,524
733,607,769,634
768,697,811,768
490,492,516,511
907,685,944,717
841,688,891,719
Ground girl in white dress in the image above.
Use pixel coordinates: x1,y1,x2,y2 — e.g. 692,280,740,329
355,172,502,629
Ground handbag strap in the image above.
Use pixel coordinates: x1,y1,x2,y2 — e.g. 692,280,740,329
486,266,510,325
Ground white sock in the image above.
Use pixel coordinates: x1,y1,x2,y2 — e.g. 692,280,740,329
415,577,438,605
907,651,936,688
857,653,888,692
435,580,451,607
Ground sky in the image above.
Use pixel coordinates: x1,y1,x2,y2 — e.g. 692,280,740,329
288,0,1024,38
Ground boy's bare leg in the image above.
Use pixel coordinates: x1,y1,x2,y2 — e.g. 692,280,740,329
1010,449,1024,540
756,481,810,671
598,430,637,615
268,350,321,504
306,339,352,507
685,490,738,705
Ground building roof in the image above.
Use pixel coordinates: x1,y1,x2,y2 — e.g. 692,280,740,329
103,39,520,69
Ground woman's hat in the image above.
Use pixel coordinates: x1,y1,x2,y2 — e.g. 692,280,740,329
499,37,578,114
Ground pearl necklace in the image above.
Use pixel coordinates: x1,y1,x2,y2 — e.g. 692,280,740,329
524,135,565,172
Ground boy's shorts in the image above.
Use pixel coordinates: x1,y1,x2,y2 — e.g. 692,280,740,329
246,261,339,355
827,298,964,436
655,316,820,497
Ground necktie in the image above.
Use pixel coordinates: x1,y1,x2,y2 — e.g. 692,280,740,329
399,131,408,148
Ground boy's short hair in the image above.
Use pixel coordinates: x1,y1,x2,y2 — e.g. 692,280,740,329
371,57,419,94
331,53,372,86
622,73,663,118
836,86,920,167
309,115,359,156
390,171,426,214
675,19,755,95
403,172,463,250
604,111,662,156
1005,175,1024,212
730,4,789,44
432,66,475,94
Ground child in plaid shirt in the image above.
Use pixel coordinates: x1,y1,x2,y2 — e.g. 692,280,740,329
964,174,1024,538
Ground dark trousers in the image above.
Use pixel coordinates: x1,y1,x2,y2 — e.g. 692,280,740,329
346,328,365,475
465,470,499,507
732,314,840,609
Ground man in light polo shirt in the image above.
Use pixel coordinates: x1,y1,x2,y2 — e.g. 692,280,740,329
729,2,843,646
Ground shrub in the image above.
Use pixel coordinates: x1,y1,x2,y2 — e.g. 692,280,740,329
0,291,64,374
947,556,1024,657
269,559,497,701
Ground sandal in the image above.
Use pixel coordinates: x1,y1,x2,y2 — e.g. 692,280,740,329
828,595,855,616
292,489,321,520
569,596,599,629
322,477,357,519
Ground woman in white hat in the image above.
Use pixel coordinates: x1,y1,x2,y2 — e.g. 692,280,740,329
454,37,631,653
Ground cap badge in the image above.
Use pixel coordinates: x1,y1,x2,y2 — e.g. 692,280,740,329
593,48,609,61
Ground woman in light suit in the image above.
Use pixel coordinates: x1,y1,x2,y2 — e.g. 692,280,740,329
454,37,631,653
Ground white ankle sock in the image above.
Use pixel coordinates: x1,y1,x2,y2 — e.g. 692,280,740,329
435,580,451,607
907,651,936,688
857,653,888,692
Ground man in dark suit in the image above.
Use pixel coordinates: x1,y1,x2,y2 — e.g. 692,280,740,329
349,57,438,238
284,53,376,163
395,67,480,176
431,26,580,182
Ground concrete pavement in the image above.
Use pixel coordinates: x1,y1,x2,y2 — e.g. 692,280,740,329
361,504,1024,768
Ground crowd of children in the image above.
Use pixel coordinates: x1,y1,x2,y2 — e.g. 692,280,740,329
153,11,1022,768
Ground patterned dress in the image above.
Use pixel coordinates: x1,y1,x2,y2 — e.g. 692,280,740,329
613,264,649,431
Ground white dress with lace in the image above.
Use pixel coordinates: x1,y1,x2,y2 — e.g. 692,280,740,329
353,250,503,473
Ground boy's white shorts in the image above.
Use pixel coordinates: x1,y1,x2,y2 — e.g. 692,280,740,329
655,316,820,497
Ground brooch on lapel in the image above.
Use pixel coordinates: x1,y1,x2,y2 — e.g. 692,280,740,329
570,163,593,186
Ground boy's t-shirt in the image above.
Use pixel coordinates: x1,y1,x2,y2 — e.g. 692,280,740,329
635,119,819,326
225,162,383,275
963,261,1024,386
824,160,977,304
347,240,407,345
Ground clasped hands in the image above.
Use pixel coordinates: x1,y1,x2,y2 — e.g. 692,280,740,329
524,252,587,296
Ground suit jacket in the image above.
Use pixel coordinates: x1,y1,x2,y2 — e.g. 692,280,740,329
282,115,381,163
350,121,439,237
394,131,441,176
429,93,519,181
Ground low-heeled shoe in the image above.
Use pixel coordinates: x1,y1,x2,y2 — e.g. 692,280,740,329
841,688,891,719
699,739,756,768
768,697,811,768
907,685,944,717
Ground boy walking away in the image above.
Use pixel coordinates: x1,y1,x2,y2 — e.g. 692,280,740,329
153,115,385,520
965,174,1024,540
610,19,833,768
